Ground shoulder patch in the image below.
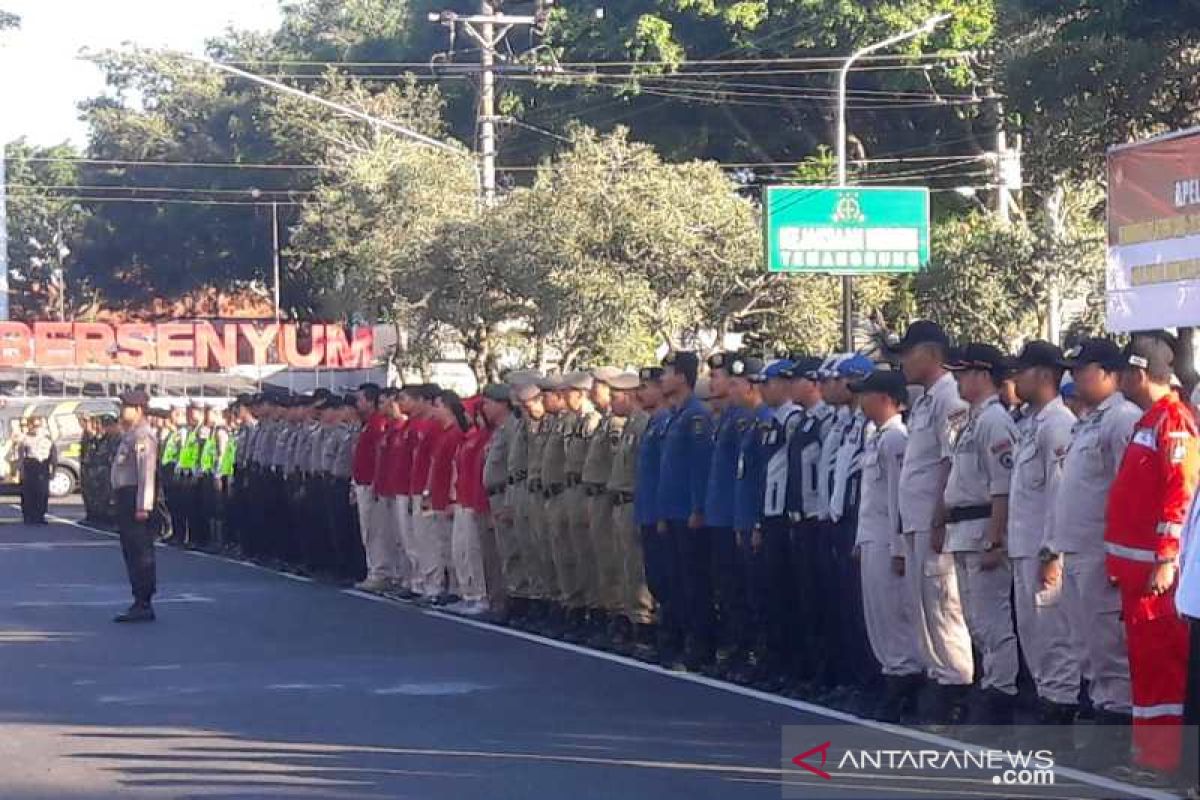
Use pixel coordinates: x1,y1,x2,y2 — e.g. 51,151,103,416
990,439,1012,455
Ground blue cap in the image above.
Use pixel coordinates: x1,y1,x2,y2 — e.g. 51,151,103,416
835,354,875,379
763,359,796,380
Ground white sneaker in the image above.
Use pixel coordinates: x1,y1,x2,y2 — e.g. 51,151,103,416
354,576,389,593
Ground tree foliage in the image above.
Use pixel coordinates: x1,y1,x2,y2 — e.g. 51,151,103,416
3,141,91,320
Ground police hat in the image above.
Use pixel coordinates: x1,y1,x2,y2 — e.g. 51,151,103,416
946,343,1012,375
728,355,765,381
707,352,733,372
482,383,512,403
513,383,542,403
562,371,595,392
639,367,664,385
833,354,875,380
1012,340,1064,371
849,369,908,403
607,372,641,391
662,350,700,376
888,320,950,353
762,359,796,381
591,366,623,386
1060,338,1124,372
791,356,824,380
1121,333,1177,381
120,390,150,409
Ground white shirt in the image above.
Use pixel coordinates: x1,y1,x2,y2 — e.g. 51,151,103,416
855,415,904,552
1008,396,1075,558
899,372,968,533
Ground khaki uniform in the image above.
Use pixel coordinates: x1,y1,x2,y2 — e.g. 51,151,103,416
945,395,1020,696
608,411,653,624
582,409,625,612
526,414,557,599
504,414,535,598
1048,392,1140,714
1010,396,1081,706
482,415,517,605
898,372,974,686
541,411,575,606
565,405,602,609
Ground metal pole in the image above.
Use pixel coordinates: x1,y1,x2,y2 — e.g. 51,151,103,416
836,13,950,352
0,147,9,321
479,0,497,204
271,202,281,322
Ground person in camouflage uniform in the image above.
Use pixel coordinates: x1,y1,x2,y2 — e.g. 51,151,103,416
91,416,122,526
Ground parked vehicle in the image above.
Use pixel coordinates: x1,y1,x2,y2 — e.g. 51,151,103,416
0,397,119,497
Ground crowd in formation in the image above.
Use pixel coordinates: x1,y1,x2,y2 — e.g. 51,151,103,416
88,320,1200,786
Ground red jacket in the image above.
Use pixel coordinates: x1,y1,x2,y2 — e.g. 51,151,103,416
455,426,492,513
411,418,441,502
373,418,408,497
1105,393,1199,616
351,412,389,485
427,423,465,511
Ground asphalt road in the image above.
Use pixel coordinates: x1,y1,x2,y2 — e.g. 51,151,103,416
0,501,1176,800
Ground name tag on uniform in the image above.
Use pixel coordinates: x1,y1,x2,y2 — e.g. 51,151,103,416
1132,428,1157,450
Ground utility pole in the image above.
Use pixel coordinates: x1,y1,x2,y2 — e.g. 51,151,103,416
428,4,539,205
272,201,282,322
0,147,8,321
836,12,949,352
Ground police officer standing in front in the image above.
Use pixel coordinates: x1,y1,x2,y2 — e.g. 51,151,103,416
111,391,160,623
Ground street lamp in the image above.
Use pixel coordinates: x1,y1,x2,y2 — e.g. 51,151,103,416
834,12,950,350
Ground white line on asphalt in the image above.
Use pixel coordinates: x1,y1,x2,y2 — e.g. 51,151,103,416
37,510,1175,800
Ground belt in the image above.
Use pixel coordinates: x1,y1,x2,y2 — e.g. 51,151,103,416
585,483,606,497
945,504,992,524
508,470,527,484
612,491,634,506
488,487,505,498
566,473,583,487
544,483,564,498
529,478,543,492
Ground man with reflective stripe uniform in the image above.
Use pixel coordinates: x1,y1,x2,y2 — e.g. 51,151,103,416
1009,341,1081,721
785,356,835,689
1051,339,1140,728
944,344,1021,724
1105,334,1200,773
894,321,974,723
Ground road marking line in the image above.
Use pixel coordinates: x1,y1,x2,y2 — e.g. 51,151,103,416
37,510,1172,800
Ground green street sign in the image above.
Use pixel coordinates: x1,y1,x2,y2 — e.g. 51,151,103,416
764,186,931,274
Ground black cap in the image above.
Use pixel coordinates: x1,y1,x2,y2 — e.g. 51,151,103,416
482,384,512,403
1060,338,1124,371
1121,333,1177,380
946,343,1012,375
889,320,950,353
791,356,825,380
639,367,664,384
707,352,733,371
849,370,908,404
1012,340,1064,371
120,390,150,409
662,350,699,372
728,355,765,381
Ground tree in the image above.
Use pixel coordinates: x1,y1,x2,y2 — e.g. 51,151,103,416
0,9,18,31
1000,1,1200,182
913,181,1105,346
3,141,91,320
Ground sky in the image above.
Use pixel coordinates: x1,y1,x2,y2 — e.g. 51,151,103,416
0,0,281,147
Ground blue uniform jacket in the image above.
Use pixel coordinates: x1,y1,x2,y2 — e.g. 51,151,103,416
656,395,715,523
634,408,671,527
705,404,753,529
734,405,775,532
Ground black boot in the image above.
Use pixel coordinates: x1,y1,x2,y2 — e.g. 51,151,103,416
113,602,156,623
586,610,612,648
1075,708,1132,771
931,684,970,728
876,674,923,724
633,623,658,662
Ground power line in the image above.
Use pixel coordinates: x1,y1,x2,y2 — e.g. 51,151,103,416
6,184,315,196
0,192,305,207
23,157,328,171
222,52,973,68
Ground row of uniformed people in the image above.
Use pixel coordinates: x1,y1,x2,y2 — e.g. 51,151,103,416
154,403,236,549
